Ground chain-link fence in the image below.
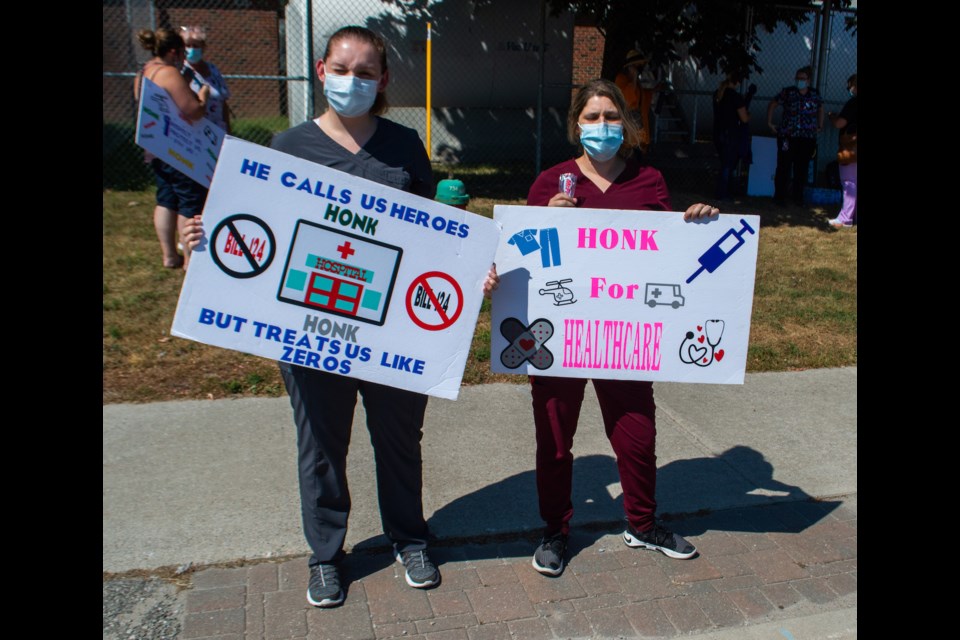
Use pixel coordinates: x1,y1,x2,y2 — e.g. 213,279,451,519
104,0,307,190
816,6,858,190
307,0,576,199
644,4,857,197
104,1,856,201
103,0,569,198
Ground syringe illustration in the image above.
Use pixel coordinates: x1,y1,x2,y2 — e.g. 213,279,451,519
686,218,756,284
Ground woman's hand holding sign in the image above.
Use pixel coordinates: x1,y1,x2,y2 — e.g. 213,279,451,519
683,203,720,221
182,216,206,253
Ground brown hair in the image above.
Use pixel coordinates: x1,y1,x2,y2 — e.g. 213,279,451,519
323,26,389,116
715,72,744,103
138,28,184,58
567,79,641,160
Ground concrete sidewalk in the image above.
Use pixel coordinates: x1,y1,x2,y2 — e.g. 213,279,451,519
103,367,856,639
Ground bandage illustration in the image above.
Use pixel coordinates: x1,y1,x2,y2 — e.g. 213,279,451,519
500,317,554,370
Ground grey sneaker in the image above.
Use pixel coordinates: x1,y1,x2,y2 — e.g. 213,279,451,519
532,532,568,576
623,523,697,559
395,549,440,588
307,562,344,607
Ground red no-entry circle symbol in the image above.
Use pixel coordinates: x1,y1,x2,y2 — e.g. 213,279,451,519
405,271,464,331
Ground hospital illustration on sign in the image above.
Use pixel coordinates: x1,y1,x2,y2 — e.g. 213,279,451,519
278,221,403,326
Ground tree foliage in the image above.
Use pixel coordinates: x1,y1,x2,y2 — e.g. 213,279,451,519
547,0,825,79
376,1,855,79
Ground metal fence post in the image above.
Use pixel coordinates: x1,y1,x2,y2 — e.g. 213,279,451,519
535,0,546,177
810,5,821,73
305,0,314,119
813,2,833,182
690,96,698,144
815,2,832,95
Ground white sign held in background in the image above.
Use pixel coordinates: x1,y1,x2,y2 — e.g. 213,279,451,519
135,76,225,187
491,206,760,384
172,137,501,400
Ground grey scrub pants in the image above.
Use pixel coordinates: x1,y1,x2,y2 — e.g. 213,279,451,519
280,364,431,566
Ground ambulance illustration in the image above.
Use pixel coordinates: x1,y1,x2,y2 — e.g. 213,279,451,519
644,283,685,309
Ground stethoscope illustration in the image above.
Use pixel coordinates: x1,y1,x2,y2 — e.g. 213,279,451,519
679,320,725,367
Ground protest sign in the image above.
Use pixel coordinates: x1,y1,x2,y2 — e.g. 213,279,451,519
135,76,225,187
491,206,759,384
172,137,501,400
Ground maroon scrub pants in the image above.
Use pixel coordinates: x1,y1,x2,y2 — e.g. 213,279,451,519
531,376,658,535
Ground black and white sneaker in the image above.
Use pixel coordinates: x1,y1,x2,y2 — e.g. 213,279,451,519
307,562,345,607
623,523,697,559
532,532,568,576
396,549,441,588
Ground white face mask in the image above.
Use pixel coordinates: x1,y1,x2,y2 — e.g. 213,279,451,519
323,72,379,118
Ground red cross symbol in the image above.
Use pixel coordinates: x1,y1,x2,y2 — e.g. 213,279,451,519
336,241,356,260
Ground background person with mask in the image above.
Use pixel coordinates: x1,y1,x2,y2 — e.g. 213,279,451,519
614,49,661,151
712,72,752,200
522,79,718,578
135,27,209,269
767,65,824,206
827,73,857,228
180,25,231,133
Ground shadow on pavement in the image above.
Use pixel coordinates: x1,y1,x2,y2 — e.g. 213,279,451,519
344,446,839,578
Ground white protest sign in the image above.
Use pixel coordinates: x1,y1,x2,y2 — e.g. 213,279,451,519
172,137,501,400
491,206,760,384
135,76,225,187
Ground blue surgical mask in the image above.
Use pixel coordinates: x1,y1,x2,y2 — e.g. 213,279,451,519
848,88,855,97
185,47,203,64
579,122,624,161
323,73,379,118
796,80,808,90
